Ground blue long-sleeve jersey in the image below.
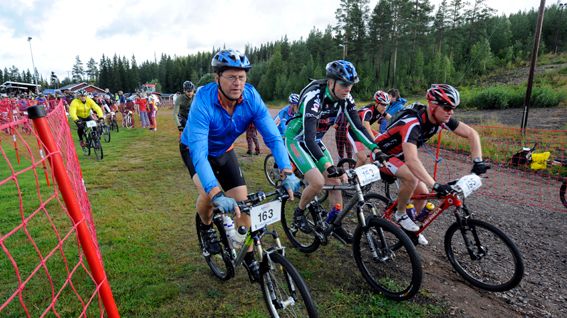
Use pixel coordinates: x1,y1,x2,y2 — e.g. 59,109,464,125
181,82,291,194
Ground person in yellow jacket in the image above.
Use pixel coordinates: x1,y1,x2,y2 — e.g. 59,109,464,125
69,90,104,147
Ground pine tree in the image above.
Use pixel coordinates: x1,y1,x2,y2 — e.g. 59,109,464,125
71,56,84,82
86,58,98,83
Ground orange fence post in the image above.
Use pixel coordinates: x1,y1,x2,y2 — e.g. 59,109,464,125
27,105,120,318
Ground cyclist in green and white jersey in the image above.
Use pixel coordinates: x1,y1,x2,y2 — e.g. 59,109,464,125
285,60,386,241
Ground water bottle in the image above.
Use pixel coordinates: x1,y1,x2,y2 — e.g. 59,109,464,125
326,203,342,224
415,202,435,222
233,226,247,249
222,215,237,248
405,203,417,220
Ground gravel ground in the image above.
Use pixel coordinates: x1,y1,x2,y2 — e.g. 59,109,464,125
265,106,567,317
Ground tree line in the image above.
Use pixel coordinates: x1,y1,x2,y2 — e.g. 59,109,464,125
2,0,566,100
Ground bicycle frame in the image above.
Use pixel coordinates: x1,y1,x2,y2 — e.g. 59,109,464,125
383,192,466,236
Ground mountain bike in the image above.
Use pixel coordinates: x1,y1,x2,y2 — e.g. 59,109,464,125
122,110,133,129
109,111,119,132
280,162,422,300
509,143,567,209
98,121,111,143
375,173,524,292
81,120,104,160
263,153,328,202
337,157,399,201
195,188,318,317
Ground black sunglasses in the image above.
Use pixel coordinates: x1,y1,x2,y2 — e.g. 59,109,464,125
439,104,456,112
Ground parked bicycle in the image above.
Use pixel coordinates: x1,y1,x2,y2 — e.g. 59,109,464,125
195,187,318,317
510,143,567,209
81,120,104,160
373,173,524,292
280,161,423,301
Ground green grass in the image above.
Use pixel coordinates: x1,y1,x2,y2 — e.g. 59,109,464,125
1,110,445,317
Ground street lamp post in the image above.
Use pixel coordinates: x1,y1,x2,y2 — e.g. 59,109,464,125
27,36,38,85
339,43,347,59
554,3,566,54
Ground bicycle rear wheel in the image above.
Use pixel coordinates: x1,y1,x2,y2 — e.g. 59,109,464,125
264,154,281,186
353,216,422,300
260,251,318,318
444,219,524,291
280,197,321,253
92,136,103,160
194,213,234,280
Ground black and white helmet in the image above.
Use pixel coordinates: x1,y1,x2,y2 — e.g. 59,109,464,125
426,84,460,108
183,80,195,92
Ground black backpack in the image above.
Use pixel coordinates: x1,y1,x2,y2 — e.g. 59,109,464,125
385,102,427,130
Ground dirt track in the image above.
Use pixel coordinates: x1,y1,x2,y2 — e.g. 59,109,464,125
265,106,567,317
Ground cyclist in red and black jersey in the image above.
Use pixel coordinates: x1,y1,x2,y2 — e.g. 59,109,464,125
375,84,489,244
347,90,391,167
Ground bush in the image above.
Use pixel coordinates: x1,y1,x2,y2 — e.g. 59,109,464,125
462,84,563,109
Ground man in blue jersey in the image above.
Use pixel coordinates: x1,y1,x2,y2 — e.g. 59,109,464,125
179,49,300,280
274,93,299,137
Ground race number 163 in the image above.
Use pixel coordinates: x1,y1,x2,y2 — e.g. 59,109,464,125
250,200,282,231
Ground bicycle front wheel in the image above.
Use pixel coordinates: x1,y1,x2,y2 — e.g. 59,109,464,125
444,219,524,292
264,154,281,186
280,197,321,253
92,137,103,160
194,213,234,281
353,216,422,300
102,125,111,143
260,251,318,318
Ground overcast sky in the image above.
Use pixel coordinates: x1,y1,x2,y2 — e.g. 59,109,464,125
0,0,544,81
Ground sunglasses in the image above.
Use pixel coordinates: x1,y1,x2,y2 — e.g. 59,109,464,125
439,104,456,112
336,80,353,87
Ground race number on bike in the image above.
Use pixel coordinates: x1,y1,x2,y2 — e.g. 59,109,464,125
250,199,282,231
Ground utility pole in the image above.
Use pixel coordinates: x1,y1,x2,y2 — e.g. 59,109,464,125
27,36,38,86
521,0,546,136
554,3,566,54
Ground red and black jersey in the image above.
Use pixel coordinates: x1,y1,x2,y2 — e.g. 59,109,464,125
375,107,459,159
358,103,386,125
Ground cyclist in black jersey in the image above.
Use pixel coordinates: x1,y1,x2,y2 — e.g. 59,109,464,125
285,60,387,242
375,84,490,244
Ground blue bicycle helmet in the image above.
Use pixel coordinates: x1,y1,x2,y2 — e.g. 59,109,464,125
325,60,359,84
211,49,252,73
288,93,299,105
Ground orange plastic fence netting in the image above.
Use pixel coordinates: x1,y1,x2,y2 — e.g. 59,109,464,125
330,122,566,212
0,101,117,317
421,125,566,212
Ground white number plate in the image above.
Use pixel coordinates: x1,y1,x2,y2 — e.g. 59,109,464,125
354,164,381,186
86,120,97,128
250,200,282,231
455,174,482,198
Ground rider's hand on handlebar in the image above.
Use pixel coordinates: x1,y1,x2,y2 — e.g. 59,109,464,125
471,159,490,175
211,192,240,217
372,149,389,164
433,182,458,196
281,172,300,200
326,165,345,178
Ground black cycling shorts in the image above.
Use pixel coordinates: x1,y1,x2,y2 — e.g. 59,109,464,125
180,143,246,192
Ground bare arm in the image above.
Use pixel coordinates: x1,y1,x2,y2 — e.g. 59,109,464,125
453,122,482,160
402,142,436,188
